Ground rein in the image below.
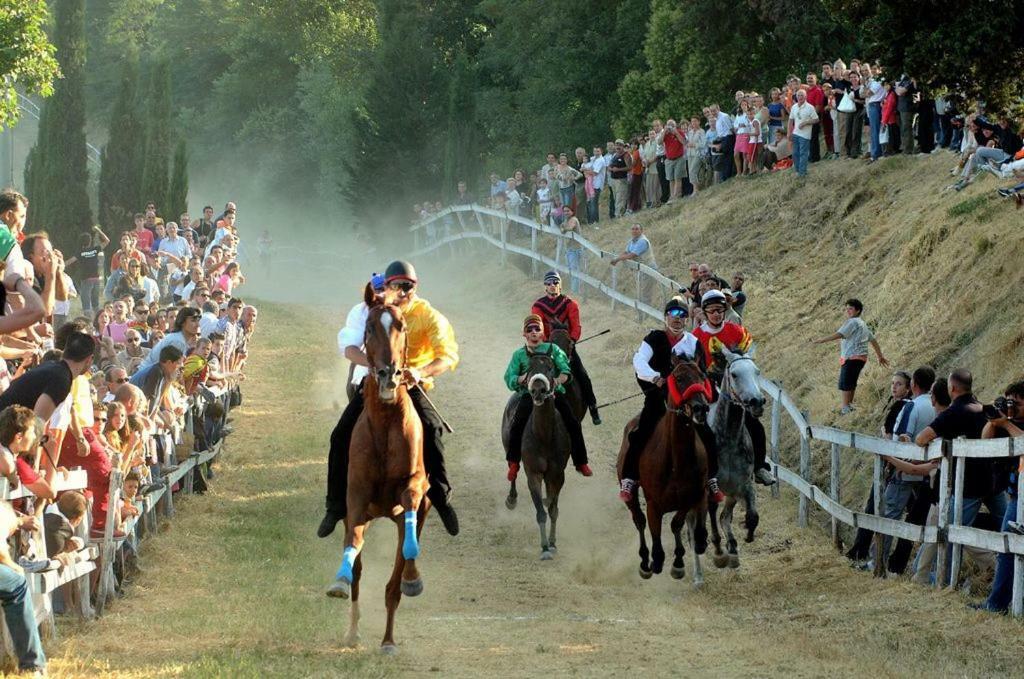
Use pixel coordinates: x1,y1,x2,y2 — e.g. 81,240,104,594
665,372,712,416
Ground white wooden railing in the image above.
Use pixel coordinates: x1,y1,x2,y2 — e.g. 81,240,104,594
411,204,1024,617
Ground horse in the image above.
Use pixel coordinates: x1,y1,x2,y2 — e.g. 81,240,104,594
501,347,570,560
326,291,431,656
707,347,765,569
547,320,585,422
616,358,712,588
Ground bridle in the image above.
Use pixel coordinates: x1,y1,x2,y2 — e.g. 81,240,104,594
665,369,712,417
720,354,758,414
367,306,408,387
526,350,558,403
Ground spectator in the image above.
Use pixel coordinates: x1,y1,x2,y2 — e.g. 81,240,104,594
789,89,819,178
685,117,706,193
607,140,630,218
44,490,87,562
811,298,889,414
452,180,475,206
0,404,56,500
895,74,917,155
610,223,656,270
559,208,583,294
659,121,686,203
0,332,95,419
862,63,885,162
0,501,46,674
730,273,747,316
136,307,201,372
64,227,109,317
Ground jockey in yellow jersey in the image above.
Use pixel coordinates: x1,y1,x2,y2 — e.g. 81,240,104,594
318,261,462,539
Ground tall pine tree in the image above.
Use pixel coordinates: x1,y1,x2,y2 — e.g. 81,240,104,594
97,58,144,232
442,51,480,202
166,140,189,221
140,59,171,215
24,0,92,244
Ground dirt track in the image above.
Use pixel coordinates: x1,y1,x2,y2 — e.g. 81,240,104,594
50,259,1021,678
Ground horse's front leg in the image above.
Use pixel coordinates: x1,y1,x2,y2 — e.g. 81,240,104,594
646,500,665,574
343,554,363,646
687,510,705,589
544,471,564,553
669,510,687,580
709,500,728,568
506,477,518,510
328,515,368,598
743,485,760,543
398,485,424,597
627,497,651,578
723,497,740,568
526,470,552,560
382,523,408,655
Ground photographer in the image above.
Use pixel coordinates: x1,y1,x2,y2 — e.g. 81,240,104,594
974,380,1024,612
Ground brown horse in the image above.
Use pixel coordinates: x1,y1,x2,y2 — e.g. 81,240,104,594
616,359,711,588
547,321,585,422
326,290,431,656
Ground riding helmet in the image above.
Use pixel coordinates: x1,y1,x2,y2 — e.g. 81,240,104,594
384,260,418,284
543,270,561,285
664,296,687,314
523,313,544,331
370,272,386,292
700,289,728,308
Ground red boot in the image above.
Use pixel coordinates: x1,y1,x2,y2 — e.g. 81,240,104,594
576,463,593,477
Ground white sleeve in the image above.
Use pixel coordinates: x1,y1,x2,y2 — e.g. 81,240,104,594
633,341,660,383
337,303,367,354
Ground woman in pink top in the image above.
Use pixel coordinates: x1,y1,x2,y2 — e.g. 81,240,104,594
105,301,130,343
216,262,244,295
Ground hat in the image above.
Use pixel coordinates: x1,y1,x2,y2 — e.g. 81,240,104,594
523,314,544,331
664,296,687,314
614,138,625,145
384,260,417,284
370,272,386,292
543,270,561,285
701,290,728,308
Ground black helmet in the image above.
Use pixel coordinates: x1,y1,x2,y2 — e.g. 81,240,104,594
664,296,688,314
384,260,417,284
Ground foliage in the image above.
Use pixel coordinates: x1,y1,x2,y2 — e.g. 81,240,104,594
166,139,188,221
97,58,144,231
0,0,60,129
140,59,171,213
24,0,91,244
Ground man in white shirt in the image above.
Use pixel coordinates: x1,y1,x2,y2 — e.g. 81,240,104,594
585,146,607,224
788,89,819,177
862,63,885,161
712,105,736,182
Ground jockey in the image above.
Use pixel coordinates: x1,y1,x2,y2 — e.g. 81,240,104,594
619,297,724,503
318,261,461,539
531,270,601,425
692,289,776,486
504,314,592,481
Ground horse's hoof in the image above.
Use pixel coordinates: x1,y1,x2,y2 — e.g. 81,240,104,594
540,550,554,561
327,577,351,599
692,579,704,591
670,566,686,580
505,496,517,510
712,554,729,569
651,563,663,575
547,544,557,554
380,643,398,656
400,578,424,597
744,533,755,544
638,567,653,580
727,554,740,569
343,632,360,648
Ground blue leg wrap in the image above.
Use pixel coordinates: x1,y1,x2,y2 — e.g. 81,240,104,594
402,510,420,560
336,545,358,582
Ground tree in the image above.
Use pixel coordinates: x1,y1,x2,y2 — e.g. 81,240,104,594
166,139,189,221
441,51,481,201
24,0,92,244
140,59,171,215
0,0,60,128
97,58,144,231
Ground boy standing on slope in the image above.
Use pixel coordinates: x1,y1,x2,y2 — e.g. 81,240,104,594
812,298,889,414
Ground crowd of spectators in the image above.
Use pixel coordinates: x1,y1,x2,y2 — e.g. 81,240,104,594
0,188,258,674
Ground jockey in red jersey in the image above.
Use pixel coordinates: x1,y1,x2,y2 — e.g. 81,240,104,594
692,290,776,486
531,270,601,425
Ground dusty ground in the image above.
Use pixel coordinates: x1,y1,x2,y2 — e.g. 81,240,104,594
46,260,1021,678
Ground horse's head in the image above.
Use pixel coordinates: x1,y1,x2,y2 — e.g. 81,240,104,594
667,358,712,425
364,303,407,404
525,346,558,407
548,320,572,357
720,346,764,417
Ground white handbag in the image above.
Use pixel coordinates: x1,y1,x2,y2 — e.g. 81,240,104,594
837,90,856,113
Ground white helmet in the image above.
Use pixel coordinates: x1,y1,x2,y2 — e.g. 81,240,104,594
700,290,728,308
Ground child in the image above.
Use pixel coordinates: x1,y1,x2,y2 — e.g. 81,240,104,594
502,314,591,481
535,178,553,226
745,107,762,174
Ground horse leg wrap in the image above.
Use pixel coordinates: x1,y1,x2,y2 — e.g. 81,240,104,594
402,510,420,560
336,545,358,582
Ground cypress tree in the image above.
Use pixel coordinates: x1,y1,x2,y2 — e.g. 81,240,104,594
97,58,144,232
140,59,171,215
442,52,479,202
166,139,189,221
25,0,92,243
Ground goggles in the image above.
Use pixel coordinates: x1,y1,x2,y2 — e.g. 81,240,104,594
666,308,688,318
525,324,543,333
388,280,415,293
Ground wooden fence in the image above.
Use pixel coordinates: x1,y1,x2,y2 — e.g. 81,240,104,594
410,204,1024,617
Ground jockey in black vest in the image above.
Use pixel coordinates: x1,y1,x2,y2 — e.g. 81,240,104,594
531,270,600,425
618,297,725,504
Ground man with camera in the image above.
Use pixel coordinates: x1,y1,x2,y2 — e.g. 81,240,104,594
974,380,1024,612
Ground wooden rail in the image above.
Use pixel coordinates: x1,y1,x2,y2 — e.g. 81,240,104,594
411,204,1024,618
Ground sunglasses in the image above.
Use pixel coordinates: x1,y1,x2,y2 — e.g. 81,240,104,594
666,308,688,318
525,325,542,333
114,377,129,384
388,281,415,293
704,306,726,314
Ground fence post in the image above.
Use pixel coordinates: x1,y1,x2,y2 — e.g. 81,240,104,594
948,451,966,589
935,441,952,589
770,385,781,499
610,266,618,312
872,455,885,577
1012,470,1023,617
830,442,841,551
798,411,810,528
500,217,508,267
530,226,538,277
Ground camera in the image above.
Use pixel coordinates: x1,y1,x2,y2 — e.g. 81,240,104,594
994,396,1014,413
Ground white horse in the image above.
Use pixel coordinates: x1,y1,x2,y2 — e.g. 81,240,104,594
707,347,765,568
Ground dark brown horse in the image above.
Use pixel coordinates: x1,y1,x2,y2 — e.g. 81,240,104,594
616,359,711,588
501,348,570,559
547,321,585,422
326,290,431,656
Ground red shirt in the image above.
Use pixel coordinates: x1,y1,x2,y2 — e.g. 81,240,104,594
692,321,752,362
806,85,825,111
532,295,581,342
15,456,39,485
134,228,154,253
664,128,685,160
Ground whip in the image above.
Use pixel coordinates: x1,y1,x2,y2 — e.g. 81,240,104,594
595,391,645,410
411,383,454,433
575,329,611,344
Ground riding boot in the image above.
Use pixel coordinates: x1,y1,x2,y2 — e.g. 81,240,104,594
697,422,725,503
621,389,666,482
746,416,776,485
506,394,533,465
555,393,590,474
409,386,460,536
319,387,364,538
570,351,600,424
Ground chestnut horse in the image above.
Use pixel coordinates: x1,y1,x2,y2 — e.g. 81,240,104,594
616,359,712,588
326,291,430,656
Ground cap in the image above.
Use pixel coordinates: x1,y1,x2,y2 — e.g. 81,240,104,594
370,272,386,292
384,260,417,284
700,290,728,308
523,314,544,331
543,270,561,285
664,296,687,314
